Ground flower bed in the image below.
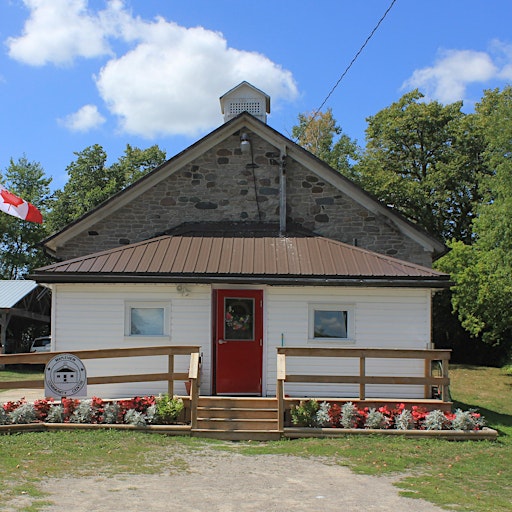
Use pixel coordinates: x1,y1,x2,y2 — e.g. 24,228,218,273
0,394,185,428
290,400,486,432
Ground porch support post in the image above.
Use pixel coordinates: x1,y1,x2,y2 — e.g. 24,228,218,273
359,356,366,400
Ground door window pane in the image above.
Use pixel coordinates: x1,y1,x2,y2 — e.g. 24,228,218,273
224,298,254,340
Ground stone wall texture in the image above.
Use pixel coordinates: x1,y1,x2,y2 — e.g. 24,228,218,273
56,130,432,267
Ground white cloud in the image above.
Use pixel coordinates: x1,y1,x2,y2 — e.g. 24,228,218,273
6,0,114,66
402,49,500,103
6,1,298,137
59,104,106,132
95,18,298,137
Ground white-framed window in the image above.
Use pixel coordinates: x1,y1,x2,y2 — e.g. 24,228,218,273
308,304,355,342
125,301,170,337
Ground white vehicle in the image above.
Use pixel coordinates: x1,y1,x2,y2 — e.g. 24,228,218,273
30,336,51,353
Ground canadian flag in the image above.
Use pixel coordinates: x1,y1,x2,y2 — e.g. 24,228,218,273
0,184,43,224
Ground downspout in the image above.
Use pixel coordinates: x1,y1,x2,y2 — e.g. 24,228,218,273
279,146,288,235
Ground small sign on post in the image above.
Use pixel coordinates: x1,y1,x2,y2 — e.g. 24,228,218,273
45,353,87,398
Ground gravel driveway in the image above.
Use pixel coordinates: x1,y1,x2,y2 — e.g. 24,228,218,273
8,447,446,512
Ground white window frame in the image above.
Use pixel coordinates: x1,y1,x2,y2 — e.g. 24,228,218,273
125,301,170,338
308,303,355,343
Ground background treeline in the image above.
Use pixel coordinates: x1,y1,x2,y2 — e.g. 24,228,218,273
2,86,511,365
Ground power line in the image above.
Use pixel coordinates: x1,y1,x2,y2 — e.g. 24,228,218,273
302,0,397,130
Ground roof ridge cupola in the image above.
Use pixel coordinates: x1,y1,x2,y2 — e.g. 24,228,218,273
219,81,271,124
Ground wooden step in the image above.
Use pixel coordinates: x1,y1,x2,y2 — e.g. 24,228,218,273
194,396,280,434
198,397,277,408
197,407,277,420
196,418,278,431
191,429,282,441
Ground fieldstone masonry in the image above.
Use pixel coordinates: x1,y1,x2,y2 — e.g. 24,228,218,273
57,130,431,267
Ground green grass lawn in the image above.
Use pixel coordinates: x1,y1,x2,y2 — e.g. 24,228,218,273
0,364,511,511
0,366,44,382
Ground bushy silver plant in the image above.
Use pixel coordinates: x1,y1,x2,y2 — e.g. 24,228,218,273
424,409,448,430
101,402,121,424
340,402,358,428
145,404,158,425
451,408,485,431
394,409,414,430
0,407,9,425
45,405,65,423
69,400,95,424
314,401,330,427
124,409,147,427
8,403,36,424
364,408,389,429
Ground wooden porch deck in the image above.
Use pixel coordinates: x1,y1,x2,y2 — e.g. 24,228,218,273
1,345,485,441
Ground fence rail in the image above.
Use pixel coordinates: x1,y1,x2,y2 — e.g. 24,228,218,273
0,346,200,398
276,346,451,428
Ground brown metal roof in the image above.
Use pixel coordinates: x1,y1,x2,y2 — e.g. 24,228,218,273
32,234,450,287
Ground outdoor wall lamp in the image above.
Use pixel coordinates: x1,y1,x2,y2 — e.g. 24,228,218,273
240,132,251,153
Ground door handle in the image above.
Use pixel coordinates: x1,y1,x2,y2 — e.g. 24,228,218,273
218,339,227,344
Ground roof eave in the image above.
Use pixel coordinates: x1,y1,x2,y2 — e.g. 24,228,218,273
29,272,452,289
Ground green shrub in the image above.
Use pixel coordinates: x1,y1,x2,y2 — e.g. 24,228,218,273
291,399,320,427
155,394,184,424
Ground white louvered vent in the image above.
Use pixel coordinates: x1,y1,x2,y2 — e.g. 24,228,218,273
220,82,270,124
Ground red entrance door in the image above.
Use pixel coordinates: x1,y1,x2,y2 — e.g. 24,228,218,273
214,289,263,395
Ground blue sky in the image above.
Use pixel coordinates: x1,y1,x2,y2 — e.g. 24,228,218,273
1,0,511,191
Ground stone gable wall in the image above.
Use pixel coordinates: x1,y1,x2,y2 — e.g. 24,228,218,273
56,130,431,267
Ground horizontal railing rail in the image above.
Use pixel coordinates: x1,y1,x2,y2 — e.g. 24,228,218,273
0,346,200,398
276,346,451,431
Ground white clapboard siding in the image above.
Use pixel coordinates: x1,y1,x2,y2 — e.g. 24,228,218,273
52,283,432,399
52,283,211,397
264,286,431,398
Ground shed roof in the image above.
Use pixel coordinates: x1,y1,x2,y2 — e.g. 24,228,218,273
0,280,39,308
32,231,450,288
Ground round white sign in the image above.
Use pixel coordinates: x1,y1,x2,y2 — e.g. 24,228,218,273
45,353,87,398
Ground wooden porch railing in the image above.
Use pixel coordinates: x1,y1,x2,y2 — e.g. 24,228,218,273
0,346,200,398
277,347,451,431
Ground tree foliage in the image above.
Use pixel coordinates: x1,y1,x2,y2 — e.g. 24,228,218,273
0,156,52,278
292,109,360,174
47,144,166,232
437,87,512,355
353,90,489,243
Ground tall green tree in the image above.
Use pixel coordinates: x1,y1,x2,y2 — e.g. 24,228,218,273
47,144,166,232
0,156,52,278
292,109,360,174
354,90,488,243
437,87,512,359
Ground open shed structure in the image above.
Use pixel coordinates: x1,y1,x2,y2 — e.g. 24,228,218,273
0,280,51,354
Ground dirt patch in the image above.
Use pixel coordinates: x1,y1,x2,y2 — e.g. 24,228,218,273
13,447,445,512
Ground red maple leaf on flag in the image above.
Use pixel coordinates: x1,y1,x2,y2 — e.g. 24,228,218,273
1,189,24,207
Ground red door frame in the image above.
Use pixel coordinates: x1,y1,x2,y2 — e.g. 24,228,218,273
213,289,263,395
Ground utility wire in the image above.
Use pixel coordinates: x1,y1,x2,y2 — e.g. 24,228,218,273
298,0,397,136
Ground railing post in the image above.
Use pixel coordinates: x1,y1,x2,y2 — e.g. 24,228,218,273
168,354,174,396
441,358,449,402
359,356,366,400
188,352,200,430
276,353,286,432
424,357,431,399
